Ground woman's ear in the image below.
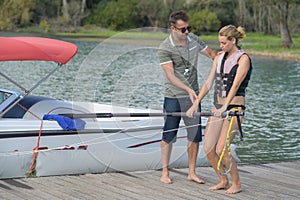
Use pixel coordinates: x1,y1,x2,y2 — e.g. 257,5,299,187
232,38,237,45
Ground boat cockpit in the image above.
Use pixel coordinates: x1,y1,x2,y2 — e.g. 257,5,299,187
0,88,87,120
0,88,22,118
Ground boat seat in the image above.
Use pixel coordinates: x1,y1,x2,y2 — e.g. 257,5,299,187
2,95,88,120
2,95,53,118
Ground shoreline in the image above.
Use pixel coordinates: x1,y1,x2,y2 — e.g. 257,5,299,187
247,50,300,62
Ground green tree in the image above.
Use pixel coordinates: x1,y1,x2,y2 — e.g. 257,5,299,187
138,0,165,28
248,0,298,47
189,9,221,33
137,0,187,29
274,0,295,48
0,0,35,30
187,0,236,28
32,0,60,23
86,0,140,31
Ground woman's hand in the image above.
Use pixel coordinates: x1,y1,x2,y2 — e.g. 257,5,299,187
214,105,227,117
186,103,199,118
187,88,197,103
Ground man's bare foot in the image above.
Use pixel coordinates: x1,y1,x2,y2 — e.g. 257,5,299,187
209,182,229,190
187,174,205,184
225,185,241,194
160,176,172,184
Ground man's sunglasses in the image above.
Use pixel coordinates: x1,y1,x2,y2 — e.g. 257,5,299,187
174,25,192,33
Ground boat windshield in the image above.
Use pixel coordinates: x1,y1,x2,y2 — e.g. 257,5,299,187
0,88,21,116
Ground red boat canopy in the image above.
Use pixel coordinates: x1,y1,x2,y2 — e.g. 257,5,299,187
0,37,78,64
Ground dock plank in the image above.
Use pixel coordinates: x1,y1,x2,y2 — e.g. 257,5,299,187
0,161,299,200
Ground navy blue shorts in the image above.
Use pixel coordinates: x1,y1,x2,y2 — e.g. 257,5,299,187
162,97,202,143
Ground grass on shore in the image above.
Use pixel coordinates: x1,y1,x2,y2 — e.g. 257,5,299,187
201,32,300,61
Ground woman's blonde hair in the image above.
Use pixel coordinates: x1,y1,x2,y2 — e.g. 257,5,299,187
219,25,245,47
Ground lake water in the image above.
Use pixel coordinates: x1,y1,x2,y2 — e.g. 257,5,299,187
0,35,299,164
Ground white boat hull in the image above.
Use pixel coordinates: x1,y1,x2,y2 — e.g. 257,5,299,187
0,102,240,179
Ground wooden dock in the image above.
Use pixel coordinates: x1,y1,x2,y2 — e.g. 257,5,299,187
0,160,299,200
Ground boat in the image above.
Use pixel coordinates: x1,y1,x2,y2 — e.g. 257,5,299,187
0,36,240,179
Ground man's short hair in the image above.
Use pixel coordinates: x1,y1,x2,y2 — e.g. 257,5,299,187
169,10,189,26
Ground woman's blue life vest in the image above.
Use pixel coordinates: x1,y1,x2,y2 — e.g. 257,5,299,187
214,49,252,98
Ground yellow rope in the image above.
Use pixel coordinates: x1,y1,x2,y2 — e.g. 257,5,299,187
217,109,237,176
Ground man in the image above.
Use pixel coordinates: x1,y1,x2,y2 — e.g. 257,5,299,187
157,10,216,184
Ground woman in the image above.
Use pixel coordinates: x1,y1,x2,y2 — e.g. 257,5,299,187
186,25,252,194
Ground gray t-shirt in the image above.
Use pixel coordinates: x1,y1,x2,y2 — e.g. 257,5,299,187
158,32,208,98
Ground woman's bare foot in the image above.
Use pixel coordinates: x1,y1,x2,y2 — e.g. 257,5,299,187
209,182,229,190
225,184,241,194
187,174,205,184
160,176,172,184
